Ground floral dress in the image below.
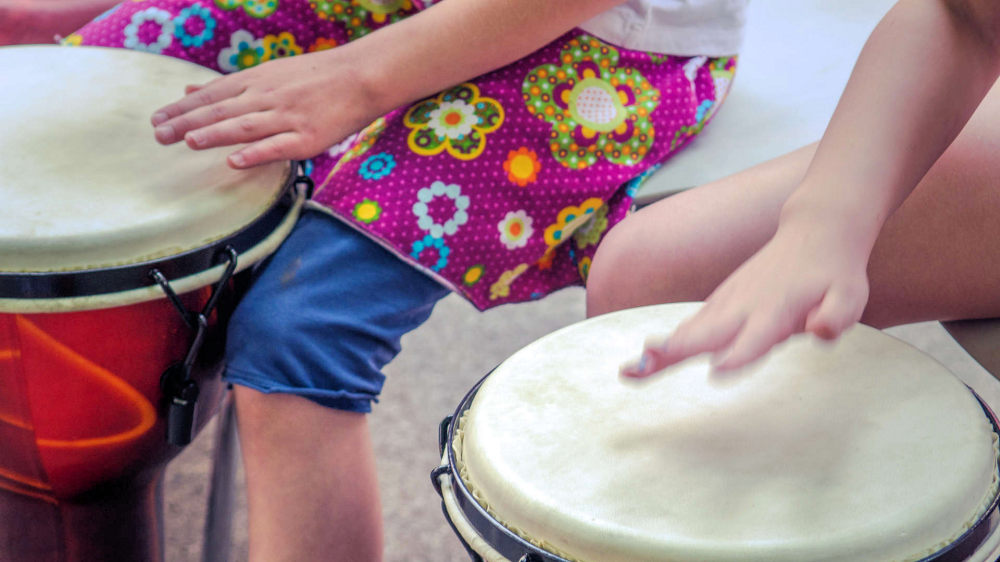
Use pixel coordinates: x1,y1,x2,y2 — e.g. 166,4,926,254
68,0,736,310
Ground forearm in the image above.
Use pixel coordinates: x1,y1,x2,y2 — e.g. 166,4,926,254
782,0,1000,248
341,0,624,115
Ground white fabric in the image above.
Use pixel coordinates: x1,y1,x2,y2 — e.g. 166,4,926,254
458,303,999,562
580,0,748,56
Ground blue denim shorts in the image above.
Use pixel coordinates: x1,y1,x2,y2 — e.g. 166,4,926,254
224,209,451,412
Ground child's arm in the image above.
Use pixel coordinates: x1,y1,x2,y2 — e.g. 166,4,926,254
626,0,1000,376
151,0,624,168
0,0,120,45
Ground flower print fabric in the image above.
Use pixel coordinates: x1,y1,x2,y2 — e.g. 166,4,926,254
71,2,731,310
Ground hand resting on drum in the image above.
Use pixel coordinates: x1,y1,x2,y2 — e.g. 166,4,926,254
152,46,382,169
151,0,625,169
611,0,1000,378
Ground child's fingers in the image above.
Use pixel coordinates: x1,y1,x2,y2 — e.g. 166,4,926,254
227,131,304,169
181,112,287,153
622,311,744,378
151,78,245,126
155,96,269,145
804,282,867,341
666,308,744,362
711,309,798,371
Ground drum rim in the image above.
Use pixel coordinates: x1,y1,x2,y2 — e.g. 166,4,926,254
0,166,299,301
446,372,572,562
442,373,1000,562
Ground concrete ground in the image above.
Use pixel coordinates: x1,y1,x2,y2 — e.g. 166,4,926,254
162,288,1000,562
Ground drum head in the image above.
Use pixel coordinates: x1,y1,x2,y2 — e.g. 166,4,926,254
450,303,1000,562
0,46,292,301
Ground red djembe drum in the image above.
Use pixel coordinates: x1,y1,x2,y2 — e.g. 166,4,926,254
0,45,305,561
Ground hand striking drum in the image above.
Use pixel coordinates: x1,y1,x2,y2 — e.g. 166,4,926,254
434,303,1000,561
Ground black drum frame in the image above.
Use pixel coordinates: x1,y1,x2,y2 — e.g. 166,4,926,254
433,373,1000,562
0,171,312,300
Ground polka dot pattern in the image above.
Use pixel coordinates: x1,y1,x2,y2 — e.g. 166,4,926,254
71,5,733,310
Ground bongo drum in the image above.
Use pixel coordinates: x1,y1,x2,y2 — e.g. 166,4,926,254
433,303,1000,561
0,46,305,561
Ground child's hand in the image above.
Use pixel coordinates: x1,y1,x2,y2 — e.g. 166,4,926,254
151,48,381,169
622,214,871,377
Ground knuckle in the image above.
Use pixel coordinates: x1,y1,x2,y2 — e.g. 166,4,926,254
194,89,215,106
210,104,228,121
238,116,256,133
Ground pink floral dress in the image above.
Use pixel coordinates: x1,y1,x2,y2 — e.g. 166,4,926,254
68,0,736,310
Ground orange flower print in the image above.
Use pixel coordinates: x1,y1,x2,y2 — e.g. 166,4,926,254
308,37,340,52
503,147,541,187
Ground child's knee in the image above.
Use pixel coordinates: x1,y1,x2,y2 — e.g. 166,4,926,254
587,215,650,317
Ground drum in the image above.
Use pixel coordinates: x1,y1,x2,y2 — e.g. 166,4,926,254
0,46,305,561
433,303,1000,561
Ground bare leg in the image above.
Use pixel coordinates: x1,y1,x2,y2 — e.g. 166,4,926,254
235,387,383,562
588,80,1000,328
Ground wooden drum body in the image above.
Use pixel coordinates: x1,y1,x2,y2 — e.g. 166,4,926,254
434,303,1000,562
0,46,304,561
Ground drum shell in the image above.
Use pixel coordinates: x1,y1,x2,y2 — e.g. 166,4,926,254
0,284,233,501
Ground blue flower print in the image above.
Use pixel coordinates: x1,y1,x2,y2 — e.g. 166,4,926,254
623,162,663,198
411,235,450,271
359,152,396,180
174,4,217,48
694,99,714,124
94,4,121,21
124,8,175,54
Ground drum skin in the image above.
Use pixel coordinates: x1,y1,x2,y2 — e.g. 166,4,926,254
0,44,301,561
0,286,229,561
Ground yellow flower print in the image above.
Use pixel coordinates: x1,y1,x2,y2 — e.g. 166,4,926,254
571,205,609,249
61,34,84,46
353,198,382,224
404,83,504,161
263,32,303,60
544,198,604,248
503,147,541,187
463,265,485,286
489,264,529,301
578,257,592,282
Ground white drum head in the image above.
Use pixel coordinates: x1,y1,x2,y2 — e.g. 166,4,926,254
453,303,1000,561
0,46,291,276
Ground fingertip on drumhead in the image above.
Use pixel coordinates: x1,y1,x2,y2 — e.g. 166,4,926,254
227,152,248,168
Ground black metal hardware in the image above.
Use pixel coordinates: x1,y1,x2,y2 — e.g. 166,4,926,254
153,246,239,446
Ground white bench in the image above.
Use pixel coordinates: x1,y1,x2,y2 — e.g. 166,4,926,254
635,0,894,204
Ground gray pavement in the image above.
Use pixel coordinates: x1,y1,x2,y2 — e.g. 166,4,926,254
163,289,998,561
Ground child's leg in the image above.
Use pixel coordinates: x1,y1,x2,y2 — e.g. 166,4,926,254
224,209,449,562
234,388,382,561
588,80,1000,328
587,145,812,315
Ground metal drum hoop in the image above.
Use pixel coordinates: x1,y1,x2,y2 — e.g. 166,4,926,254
0,167,310,309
